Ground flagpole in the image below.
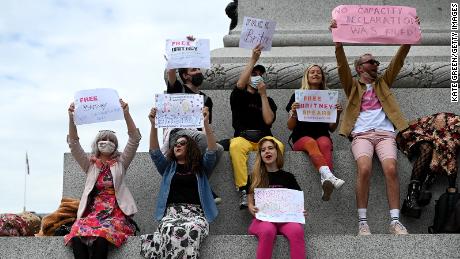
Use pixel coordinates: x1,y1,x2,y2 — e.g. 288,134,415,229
23,152,28,212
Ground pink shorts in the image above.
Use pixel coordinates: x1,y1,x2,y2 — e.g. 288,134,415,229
351,130,397,161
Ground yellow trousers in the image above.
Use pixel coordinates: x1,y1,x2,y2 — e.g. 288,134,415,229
229,136,284,188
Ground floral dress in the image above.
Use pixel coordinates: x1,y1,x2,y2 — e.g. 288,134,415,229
396,112,460,176
64,162,135,247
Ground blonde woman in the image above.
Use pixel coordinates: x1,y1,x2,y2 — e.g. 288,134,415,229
247,136,307,259
286,65,344,201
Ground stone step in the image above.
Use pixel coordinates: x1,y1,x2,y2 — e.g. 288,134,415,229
63,151,459,236
1,234,459,259
204,89,455,149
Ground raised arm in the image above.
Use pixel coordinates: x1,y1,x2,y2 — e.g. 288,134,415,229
167,69,177,86
237,44,263,89
258,82,275,125
330,19,353,96
203,107,217,151
119,99,141,169
67,103,90,172
148,107,160,151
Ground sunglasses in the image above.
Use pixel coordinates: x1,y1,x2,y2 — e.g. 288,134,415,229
360,59,380,66
174,140,188,148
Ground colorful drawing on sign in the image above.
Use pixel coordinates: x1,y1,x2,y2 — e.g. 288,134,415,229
165,39,211,69
255,188,305,224
239,16,276,51
331,5,421,44
155,94,204,128
73,88,124,125
295,90,338,123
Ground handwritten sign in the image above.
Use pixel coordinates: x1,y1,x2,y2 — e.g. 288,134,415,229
155,94,204,128
73,88,124,125
295,90,338,123
239,17,276,51
165,39,210,69
332,5,421,44
255,188,305,224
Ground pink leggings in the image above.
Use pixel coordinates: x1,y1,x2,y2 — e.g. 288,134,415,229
248,219,306,259
293,136,333,171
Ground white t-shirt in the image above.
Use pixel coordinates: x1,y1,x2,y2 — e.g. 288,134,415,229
352,84,394,134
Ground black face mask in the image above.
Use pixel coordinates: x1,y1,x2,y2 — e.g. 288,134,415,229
190,73,204,86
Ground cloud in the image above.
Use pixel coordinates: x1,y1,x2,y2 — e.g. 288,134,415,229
0,1,229,213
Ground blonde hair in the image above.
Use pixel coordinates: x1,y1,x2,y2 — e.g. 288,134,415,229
301,64,327,90
90,130,120,159
249,137,284,194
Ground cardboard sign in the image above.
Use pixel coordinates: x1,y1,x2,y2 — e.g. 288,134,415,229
155,94,204,128
239,16,276,51
73,88,124,125
165,39,211,69
255,188,305,224
332,5,421,44
295,90,338,123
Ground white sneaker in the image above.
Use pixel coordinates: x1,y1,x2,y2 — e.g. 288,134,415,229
358,222,371,236
321,179,334,201
389,221,409,235
327,175,345,189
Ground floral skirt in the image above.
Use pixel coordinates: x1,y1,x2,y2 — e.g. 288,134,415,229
396,112,460,176
140,204,209,259
64,192,135,247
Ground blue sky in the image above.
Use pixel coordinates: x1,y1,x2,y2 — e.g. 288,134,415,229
0,0,229,213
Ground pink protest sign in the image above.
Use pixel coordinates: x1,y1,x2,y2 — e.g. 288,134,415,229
331,5,421,44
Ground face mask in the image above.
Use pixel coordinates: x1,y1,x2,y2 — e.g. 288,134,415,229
190,73,204,86
98,140,116,155
250,76,263,89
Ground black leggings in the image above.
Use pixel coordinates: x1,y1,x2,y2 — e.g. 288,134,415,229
71,237,109,259
410,142,457,188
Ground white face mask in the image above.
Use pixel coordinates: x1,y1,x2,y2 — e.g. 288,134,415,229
250,76,263,89
98,140,116,155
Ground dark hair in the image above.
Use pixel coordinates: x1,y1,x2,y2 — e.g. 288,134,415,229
252,64,266,75
178,68,189,84
167,135,203,174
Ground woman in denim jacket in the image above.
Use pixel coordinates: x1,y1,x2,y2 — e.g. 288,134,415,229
141,106,218,259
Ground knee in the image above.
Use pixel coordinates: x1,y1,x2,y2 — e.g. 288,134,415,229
383,162,398,179
317,137,333,149
283,224,304,239
257,223,277,239
357,163,372,179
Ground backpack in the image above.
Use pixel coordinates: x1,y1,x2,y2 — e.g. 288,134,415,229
428,189,460,233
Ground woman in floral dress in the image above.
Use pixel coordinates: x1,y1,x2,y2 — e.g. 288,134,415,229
65,100,141,259
140,107,218,259
397,112,459,218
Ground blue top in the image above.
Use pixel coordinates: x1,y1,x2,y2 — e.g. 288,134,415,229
150,148,218,222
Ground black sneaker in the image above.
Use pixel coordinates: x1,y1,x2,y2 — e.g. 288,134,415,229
239,190,248,209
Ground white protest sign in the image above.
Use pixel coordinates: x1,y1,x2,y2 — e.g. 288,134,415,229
155,94,204,128
295,90,339,123
255,188,305,224
73,88,124,125
165,39,211,69
239,16,276,51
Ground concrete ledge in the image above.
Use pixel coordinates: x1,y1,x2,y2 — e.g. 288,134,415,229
63,151,459,235
1,234,459,259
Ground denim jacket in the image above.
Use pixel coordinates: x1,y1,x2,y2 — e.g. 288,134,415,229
150,148,218,222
